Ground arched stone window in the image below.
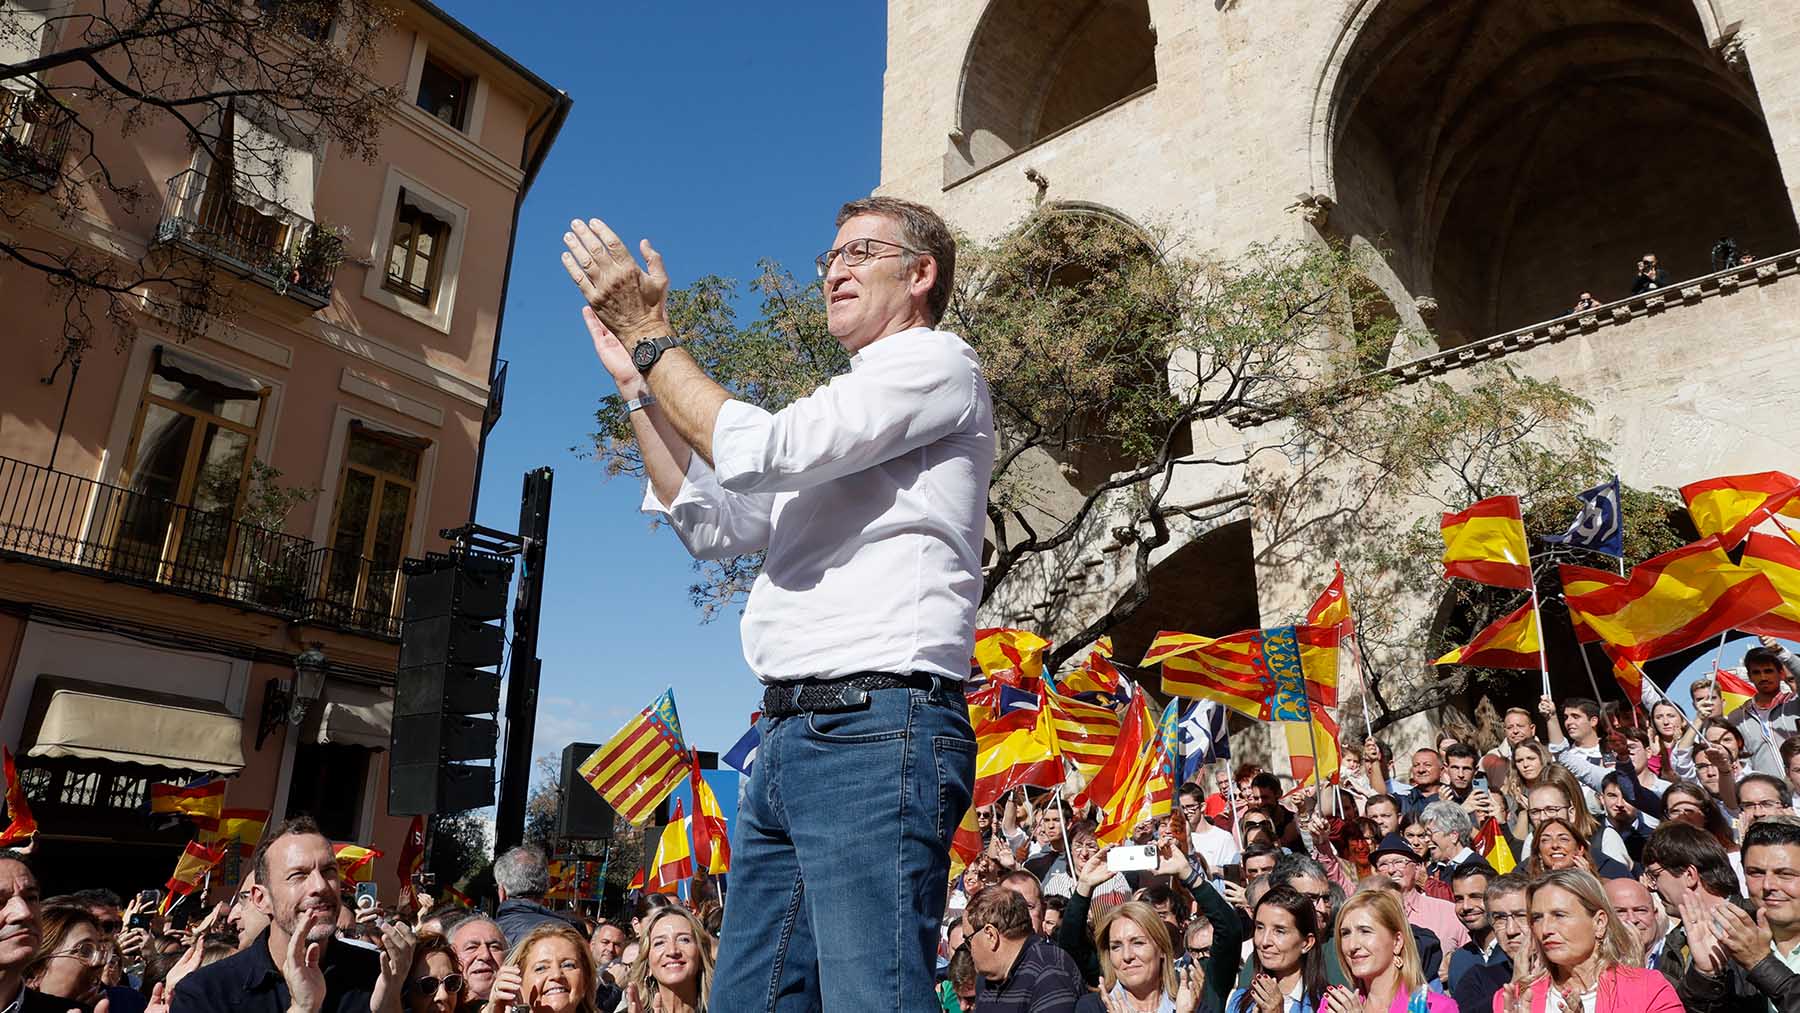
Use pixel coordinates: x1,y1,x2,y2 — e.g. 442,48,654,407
1322,0,1799,345
949,0,1157,184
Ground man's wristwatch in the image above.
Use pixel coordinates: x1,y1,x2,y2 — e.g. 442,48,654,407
630,335,680,374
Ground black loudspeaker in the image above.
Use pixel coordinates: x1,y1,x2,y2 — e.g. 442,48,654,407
556,742,617,840
389,552,514,816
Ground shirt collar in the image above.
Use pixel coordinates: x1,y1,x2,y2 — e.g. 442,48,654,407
848,325,930,369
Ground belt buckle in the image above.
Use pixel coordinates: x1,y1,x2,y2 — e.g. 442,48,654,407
824,685,870,712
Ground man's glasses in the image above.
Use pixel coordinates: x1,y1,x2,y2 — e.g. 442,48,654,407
814,237,924,277
1186,946,1211,958
1527,806,1569,820
1489,911,1529,926
407,973,465,995
50,941,115,968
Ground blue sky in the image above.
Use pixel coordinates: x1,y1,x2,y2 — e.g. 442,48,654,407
442,1,889,782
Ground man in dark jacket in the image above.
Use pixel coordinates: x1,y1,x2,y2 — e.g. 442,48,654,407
491,846,575,946
1683,819,1800,1013
1643,821,1765,1012
1631,253,1669,294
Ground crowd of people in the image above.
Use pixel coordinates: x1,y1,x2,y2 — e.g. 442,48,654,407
938,637,1800,1013
1571,242,1763,313
0,818,715,1013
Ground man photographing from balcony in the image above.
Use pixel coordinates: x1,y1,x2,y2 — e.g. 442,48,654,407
561,198,993,1012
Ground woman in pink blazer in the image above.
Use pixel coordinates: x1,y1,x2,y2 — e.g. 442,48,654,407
1492,869,1683,1013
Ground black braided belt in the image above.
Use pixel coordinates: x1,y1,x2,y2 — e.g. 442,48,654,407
760,671,946,718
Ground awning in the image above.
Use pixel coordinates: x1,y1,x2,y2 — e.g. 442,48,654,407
301,681,393,750
231,104,317,222
22,676,245,775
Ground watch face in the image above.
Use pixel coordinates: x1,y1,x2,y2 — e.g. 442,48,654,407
632,340,659,369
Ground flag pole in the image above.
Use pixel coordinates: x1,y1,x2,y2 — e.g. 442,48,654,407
1712,630,1731,671
1054,786,1074,868
1221,762,1242,836
1528,576,1552,698
1573,635,1608,705
1304,709,1332,818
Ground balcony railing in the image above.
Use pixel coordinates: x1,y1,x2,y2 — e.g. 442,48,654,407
0,83,73,189
0,455,408,640
153,168,337,308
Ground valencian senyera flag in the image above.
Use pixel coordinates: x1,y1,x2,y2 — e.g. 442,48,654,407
1540,477,1624,557
1074,690,1167,845
1560,536,1781,663
1681,471,1800,549
1435,601,1541,670
579,688,688,826
971,628,1050,686
1044,684,1121,781
1143,624,1338,720
1284,707,1340,787
1441,495,1534,589
1741,531,1800,641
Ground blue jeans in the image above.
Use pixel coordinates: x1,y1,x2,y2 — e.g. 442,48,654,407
711,681,975,1012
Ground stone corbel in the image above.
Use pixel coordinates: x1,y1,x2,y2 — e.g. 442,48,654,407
1412,296,1439,322
1286,192,1335,228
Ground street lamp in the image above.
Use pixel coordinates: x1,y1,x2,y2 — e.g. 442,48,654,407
256,643,329,749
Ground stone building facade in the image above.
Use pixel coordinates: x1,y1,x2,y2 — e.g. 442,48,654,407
874,0,1800,758
0,1,564,894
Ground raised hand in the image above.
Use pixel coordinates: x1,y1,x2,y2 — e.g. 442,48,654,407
1250,972,1282,1013
1714,901,1775,969
1174,960,1206,1013
1679,891,1726,975
1075,845,1115,896
561,218,672,346
489,962,525,1008
581,307,643,391
369,919,417,1013
281,912,328,1013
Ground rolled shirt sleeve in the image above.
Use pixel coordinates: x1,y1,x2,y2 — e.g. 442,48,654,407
709,333,983,495
640,452,776,560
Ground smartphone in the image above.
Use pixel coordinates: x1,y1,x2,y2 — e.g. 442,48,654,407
355,882,378,910
127,912,152,930
1107,843,1158,873
137,888,160,908
1221,863,1245,886
412,872,437,891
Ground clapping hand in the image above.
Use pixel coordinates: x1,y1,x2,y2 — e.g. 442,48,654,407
489,963,525,1008
369,918,417,1013
281,911,329,1013
1713,901,1775,969
1174,961,1206,1013
1679,890,1728,975
1323,984,1359,1013
1250,972,1282,1013
561,219,672,346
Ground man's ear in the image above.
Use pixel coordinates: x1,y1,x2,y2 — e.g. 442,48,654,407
909,254,937,305
251,880,273,917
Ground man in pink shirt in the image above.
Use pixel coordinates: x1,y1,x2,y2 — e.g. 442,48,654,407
1370,832,1469,980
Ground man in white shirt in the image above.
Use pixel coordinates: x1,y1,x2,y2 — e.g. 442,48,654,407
1178,782,1240,876
563,197,993,1012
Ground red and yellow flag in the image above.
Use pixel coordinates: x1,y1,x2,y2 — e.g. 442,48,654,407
1559,565,1629,642
649,800,692,893
948,805,981,882
0,748,36,848
1562,537,1781,662
971,628,1050,686
1043,684,1121,781
1145,624,1338,720
1435,602,1541,670
150,779,225,821
1283,707,1341,787
160,841,226,914
1472,817,1517,874
1057,637,1122,698
1680,471,1800,549
1713,666,1757,714
689,751,730,876
579,689,688,827
972,697,1061,807
1441,495,1533,589
1306,564,1354,634
1742,532,1800,641
394,816,426,907
627,868,646,892
333,843,383,884
195,808,268,854
1075,692,1164,845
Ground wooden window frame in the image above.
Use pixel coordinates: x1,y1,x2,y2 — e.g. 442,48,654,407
382,190,450,307
323,424,424,617
415,55,470,130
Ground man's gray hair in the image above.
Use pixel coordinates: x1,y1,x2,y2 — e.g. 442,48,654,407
449,913,502,943
1421,800,1475,844
493,845,550,898
1270,852,1329,889
835,196,956,326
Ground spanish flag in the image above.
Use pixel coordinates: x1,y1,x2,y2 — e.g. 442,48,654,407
160,841,225,914
948,805,981,882
1435,602,1541,670
1742,532,1800,641
972,628,1050,686
1562,537,1781,662
333,843,383,884
1559,565,1629,642
0,748,36,848
150,778,225,821
1306,564,1354,634
579,688,688,827
1044,684,1121,781
972,694,1062,807
1441,496,1534,590
649,801,692,893
195,808,269,852
1714,666,1758,714
1602,645,1650,706
688,751,731,876
1146,624,1338,720
1283,707,1341,787
1680,471,1800,549
1473,817,1517,874
1056,637,1122,699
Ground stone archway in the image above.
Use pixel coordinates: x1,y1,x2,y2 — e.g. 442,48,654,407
1310,0,1798,345
948,0,1157,183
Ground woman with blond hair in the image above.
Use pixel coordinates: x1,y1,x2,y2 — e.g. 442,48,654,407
1075,900,1204,1013
1495,868,1680,1013
1322,890,1454,1013
625,905,713,1013
505,922,599,1013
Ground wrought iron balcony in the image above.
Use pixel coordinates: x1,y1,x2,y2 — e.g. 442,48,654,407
0,83,73,189
0,455,407,640
153,168,339,308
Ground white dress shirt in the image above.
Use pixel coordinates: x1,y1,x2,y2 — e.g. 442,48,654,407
643,326,994,681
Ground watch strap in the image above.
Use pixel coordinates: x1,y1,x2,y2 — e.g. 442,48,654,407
625,394,657,413
633,335,680,374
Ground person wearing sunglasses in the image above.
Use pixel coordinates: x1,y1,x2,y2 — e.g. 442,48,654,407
403,935,467,1013
23,905,112,1011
